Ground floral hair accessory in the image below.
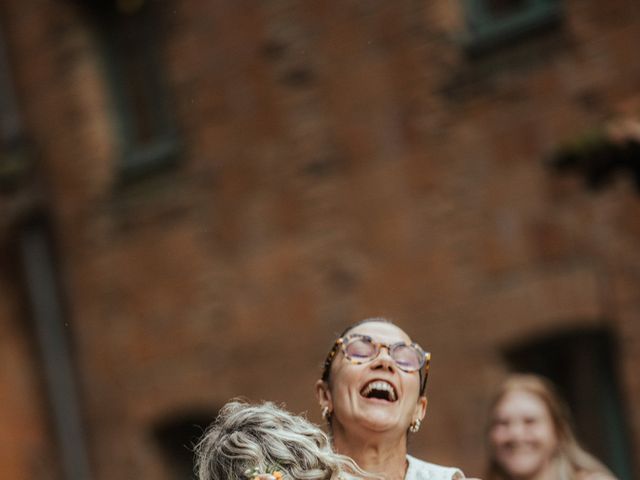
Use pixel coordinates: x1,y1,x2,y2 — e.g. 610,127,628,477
243,467,284,480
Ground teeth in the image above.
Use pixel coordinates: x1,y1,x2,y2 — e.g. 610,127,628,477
361,381,397,401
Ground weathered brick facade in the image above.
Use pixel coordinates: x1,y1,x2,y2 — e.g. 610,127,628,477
1,1,639,479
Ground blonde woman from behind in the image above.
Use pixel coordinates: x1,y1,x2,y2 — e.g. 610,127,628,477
195,400,376,480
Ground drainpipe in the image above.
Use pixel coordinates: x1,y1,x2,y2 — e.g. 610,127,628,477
19,223,93,480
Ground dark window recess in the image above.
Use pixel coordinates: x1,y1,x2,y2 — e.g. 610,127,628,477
153,410,217,480
461,0,563,54
549,131,640,193
504,328,635,480
80,0,179,183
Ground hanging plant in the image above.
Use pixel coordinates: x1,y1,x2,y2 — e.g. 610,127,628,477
549,118,640,191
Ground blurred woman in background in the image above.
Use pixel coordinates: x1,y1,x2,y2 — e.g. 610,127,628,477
315,317,465,480
486,374,616,480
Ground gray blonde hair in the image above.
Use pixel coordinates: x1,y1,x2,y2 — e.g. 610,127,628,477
195,401,374,480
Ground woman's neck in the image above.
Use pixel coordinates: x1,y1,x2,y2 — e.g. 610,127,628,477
333,431,408,480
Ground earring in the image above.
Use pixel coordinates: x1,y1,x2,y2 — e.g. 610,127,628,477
321,406,331,421
409,418,421,433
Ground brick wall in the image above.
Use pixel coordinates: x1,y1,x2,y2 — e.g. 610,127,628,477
1,0,639,478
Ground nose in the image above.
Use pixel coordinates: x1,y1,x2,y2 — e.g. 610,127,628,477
504,421,527,441
371,345,396,372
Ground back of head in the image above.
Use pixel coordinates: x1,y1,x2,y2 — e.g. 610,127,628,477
195,401,371,480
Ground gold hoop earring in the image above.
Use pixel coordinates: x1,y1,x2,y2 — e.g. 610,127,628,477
409,418,421,433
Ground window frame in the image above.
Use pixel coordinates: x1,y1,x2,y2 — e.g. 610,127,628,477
462,0,563,54
88,1,180,184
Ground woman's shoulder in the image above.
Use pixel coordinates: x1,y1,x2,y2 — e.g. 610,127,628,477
406,454,465,480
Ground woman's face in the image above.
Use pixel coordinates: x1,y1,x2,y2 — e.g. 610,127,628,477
490,389,558,480
319,321,426,438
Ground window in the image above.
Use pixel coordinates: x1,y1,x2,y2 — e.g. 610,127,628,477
81,0,179,183
153,410,217,479
504,328,634,480
462,0,563,54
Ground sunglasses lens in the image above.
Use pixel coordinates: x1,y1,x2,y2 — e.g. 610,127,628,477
344,337,377,362
392,345,424,372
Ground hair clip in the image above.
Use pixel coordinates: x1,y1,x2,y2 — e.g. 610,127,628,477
243,467,284,480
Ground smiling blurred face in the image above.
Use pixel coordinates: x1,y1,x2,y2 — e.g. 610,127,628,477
490,390,559,480
324,322,426,438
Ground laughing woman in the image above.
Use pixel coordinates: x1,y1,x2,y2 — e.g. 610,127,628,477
315,317,465,480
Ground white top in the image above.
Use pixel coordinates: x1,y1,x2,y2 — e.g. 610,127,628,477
405,454,464,480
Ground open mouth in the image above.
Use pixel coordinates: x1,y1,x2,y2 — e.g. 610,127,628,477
360,380,397,402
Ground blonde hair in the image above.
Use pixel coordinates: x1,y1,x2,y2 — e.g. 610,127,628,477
195,401,374,480
486,374,616,480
